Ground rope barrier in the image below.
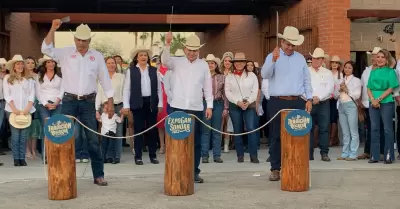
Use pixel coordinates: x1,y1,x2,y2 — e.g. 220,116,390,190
41,108,298,180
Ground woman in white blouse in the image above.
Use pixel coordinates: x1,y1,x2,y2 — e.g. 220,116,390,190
3,55,36,166
336,61,361,161
95,57,125,164
225,52,259,163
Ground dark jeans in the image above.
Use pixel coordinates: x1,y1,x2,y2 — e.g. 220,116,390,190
229,103,258,158
100,104,123,159
310,100,330,156
329,98,338,124
74,121,89,159
61,98,103,179
363,107,384,155
131,97,158,160
396,106,400,155
267,96,305,171
369,102,395,161
172,107,203,176
101,131,116,159
39,105,62,157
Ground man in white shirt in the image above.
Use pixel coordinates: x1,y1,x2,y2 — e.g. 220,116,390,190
161,32,213,183
42,19,114,186
307,48,334,161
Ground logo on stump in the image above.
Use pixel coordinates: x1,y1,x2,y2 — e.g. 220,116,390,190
284,110,312,136
44,114,75,144
165,111,193,140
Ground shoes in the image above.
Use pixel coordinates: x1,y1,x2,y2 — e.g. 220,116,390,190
150,158,159,164
19,159,27,166
112,158,120,164
250,156,259,164
14,159,20,166
202,157,209,163
237,156,244,163
195,175,204,183
82,159,89,163
214,158,223,163
269,170,280,181
93,177,108,186
321,154,331,162
135,159,143,165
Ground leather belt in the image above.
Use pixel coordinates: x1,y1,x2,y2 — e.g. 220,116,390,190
64,92,96,101
273,96,300,100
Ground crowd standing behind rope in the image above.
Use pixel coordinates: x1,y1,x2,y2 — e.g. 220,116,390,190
0,22,400,184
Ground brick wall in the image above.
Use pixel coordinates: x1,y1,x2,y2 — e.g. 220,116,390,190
5,13,44,59
351,0,400,9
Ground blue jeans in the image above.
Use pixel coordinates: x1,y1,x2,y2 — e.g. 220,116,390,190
338,101,359,158
0,101,5,134
369,102,395,161
7,112,29,160
172,108,203,176
229,103,258,158
39,105,62,156
310,100,330,156
101,104,123,159
201,100,223,159
74,121,89,159
62,98,103,179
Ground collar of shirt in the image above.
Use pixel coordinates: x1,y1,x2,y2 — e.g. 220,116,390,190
279,48,294,57
136,63,149,71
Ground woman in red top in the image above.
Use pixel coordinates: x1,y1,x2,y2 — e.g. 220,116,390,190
156,57,168,154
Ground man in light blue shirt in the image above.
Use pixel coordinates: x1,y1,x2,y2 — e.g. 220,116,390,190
261,26,313,181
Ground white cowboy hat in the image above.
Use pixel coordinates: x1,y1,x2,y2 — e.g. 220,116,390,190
205,54,221,66
6,55,24,72
277,26,304,46
9,113,32,129
366,47,382,55
182,34,205,50
229,52,248,63
38,55,57,66
131,45,153,60
330,55,342,63
70,24,95,40
0,58,6,65
174,49,185,57
309,48,325,59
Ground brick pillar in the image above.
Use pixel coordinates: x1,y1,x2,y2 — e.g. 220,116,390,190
316,0,351,61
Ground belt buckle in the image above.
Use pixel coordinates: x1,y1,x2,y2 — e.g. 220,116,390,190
77,95,84,100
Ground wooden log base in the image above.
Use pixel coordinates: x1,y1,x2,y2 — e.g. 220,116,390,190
280,110,310,192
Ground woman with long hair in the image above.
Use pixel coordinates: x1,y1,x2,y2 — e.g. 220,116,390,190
225,52,259,163
3,55,35,166
336,61,361,161
122,46,162,165
329,55,343,147
221,52,234,152
368,49,399,164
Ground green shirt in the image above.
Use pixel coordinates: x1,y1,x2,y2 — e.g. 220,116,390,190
367,66,399,103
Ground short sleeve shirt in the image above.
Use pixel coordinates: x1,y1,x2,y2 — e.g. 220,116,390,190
367,66,399,103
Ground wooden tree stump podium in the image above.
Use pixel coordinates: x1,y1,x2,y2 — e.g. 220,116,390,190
164,116,195,196
45,117,77,200
280,110,310,192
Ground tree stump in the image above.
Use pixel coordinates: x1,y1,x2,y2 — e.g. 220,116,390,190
280,110,310,192
164,120,195,196
46,135,77,200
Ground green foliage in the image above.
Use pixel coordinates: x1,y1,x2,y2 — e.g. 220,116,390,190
91,39,122,58
159,33,186,55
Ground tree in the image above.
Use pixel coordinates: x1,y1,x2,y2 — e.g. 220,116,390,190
150,32,154,47
91,39,122,58
140,32,149,45
159,33,187,54
134,32,138,48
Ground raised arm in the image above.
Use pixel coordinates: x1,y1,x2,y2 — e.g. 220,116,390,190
161,32,175,70
157,70,163,108
42,19,64,60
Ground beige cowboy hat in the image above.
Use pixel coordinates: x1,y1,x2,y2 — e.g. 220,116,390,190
309,48,325,59
0,58,6,65
174,49,185,57
205,54,221,66
38,55,57,66
6,55,24,72
70,24,95,40
229,52,247,63
130,45,153,60
277,26,304,46
330,55,342,63
182,34,205,50
366,47,382,55
9,113,32,129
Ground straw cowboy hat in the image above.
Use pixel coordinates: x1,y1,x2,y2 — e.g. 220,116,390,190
277,26,304,46
367,47,382,55
6,55,24,72
330,55,342,64
0,58,6,65
71,24,95,40
9,113,32,129
205,54,221,66
229,52,247,62
222,52,234,60
309,48,325,59
130,45,153,60
38,55,57,66
174,49,185,57
182,34,205,50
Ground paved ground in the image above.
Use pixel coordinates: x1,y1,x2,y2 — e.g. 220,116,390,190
1,146,400,209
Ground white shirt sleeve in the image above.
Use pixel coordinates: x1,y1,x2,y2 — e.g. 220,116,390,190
122,69,131,109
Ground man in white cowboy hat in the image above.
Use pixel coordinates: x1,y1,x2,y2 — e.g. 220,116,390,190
41,19,114,186
161,32,213,183
261,26,313,181
307,47,334,162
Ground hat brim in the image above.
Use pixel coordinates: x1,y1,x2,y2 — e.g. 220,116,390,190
38,58,57,66
70,30,96,40
9,113,32,129
330,59,342,63
183,43,205,50
309,52,325,59
6,60,24,72
206,59,221,66
131,49,153,60
277,33,305,46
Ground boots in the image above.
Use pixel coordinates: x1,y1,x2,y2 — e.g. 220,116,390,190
331,123,339,146
223,137,229,153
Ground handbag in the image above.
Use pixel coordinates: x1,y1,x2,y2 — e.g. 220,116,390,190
349,96,366,122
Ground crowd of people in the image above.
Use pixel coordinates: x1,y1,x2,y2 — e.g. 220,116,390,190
0,20,399,185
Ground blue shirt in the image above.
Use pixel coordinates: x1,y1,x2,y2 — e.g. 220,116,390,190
261,49,312,99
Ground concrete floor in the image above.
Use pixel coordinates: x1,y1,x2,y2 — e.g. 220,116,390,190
0,147,400,209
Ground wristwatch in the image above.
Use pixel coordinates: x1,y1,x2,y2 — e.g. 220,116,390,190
377,97,382,102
